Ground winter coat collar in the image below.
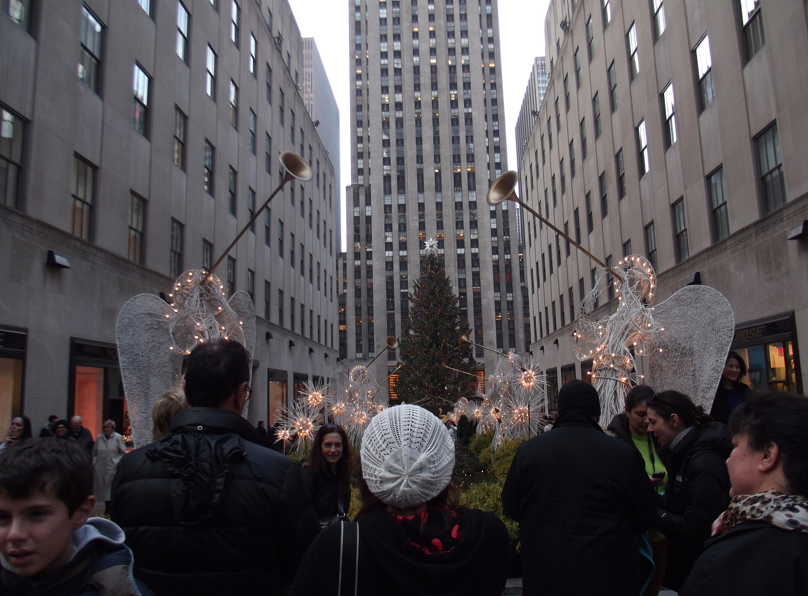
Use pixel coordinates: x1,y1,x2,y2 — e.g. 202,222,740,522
0,518,146,596
169,407,265,445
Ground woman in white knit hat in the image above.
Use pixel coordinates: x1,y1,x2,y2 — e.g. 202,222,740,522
291,404,511,596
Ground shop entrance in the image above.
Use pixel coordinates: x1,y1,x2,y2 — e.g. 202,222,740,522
0,328,26,437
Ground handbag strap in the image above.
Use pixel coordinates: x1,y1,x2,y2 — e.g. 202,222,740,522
337,522,360,596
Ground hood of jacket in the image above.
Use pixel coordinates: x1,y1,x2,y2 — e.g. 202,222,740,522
146,408,260,526
0,517,147,596
676,422,732,459
357,506,510,596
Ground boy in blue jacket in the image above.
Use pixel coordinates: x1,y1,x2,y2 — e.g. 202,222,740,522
0,438,153,596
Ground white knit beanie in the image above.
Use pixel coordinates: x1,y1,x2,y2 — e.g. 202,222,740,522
360,404,455,508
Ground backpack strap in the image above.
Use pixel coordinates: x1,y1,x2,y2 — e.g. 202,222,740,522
338,522,360,596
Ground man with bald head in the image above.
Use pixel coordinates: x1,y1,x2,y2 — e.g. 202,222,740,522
70,415,94,459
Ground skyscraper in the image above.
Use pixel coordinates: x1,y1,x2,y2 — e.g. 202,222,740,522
515,56,548,171
344,0,528,385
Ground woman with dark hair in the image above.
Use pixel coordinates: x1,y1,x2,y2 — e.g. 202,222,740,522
300,423,353,525
607,385,669,596
710,351,752,424
681,392,808,595
646,391,732,592
0,415,32,452
291,405,511,596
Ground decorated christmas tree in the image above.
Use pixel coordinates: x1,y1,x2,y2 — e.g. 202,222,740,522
394,244,476,409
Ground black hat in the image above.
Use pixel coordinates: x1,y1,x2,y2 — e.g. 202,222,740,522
557,380,601,418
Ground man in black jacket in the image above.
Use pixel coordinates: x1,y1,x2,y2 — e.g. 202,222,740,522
111,339,320,596
502,380,658,596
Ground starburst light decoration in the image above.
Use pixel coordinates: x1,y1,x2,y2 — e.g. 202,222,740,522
275,396,321,454
424,237,439,256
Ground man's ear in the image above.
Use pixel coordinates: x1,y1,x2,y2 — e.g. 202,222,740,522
71,495,96,530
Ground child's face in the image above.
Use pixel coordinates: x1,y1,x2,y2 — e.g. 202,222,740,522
0,488,93,580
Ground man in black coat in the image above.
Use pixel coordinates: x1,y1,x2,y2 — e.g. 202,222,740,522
111,339,320,596
502,380,658,596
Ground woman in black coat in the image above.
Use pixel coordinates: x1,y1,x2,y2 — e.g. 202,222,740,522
681,392,808,596
646,391,733,592
710,351,752,424
292,405,511,596
301,424,353,525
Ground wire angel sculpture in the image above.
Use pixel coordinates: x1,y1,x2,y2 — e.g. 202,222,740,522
574,255,735,427
116,270,256,449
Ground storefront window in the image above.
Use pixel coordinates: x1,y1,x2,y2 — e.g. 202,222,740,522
730,314,802,395
581,360,594,385
0,329,26,436
267,369,287,425
561,364,576,386
546,367,558,413
293,373,309,402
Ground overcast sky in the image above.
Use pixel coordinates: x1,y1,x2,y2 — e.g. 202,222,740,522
287,0,551,251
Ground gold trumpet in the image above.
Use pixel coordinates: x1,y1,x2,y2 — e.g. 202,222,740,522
487,171,620,279
440,362,478,379
458,333,511,358
366,336,399,367
208,152,313,277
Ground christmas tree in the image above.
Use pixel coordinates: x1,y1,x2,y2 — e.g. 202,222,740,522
394,245,476,409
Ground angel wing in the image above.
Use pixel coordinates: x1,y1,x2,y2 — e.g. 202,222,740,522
648,285,735,412
117,294,183,449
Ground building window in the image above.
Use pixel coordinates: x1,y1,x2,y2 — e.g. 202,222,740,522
616,149,625,199
265,133,272,173
173,107,186,169
564,75,570,111
128,193,146,265
79,7,102,94
756,123,786,214
7,0,32,30
204,140,214,194
645,221,657,271
627,23,640,80
133,64,150,137
599,172,608,217
740,0,764,62
170,219,184,279
695,35,715,111
708,166,730,242
602,0,611,26
606,255,614,300
662,83,677,148
569,141,576,178
203,240,212,272
264,209,270,246
585,191,594,233
229,81,238,128
672,198,689,263
206,46,217,100
652,0,666,39
248,187,256,232
247,269,254,302
227,256,236,297
586,16,594,61
637,119,649,176
574,48,581,88
608,61,618,112
279,89,284,125
249,109,256,154
228,167,237,215
290,233,295,266
230,0,240,46
249,34,257,76
70,155,95,241
137,0,150,16
278,289,284,326
266,64,272,103
622,239,632,258
176,2,189,63
0,108,24,209
574,207,581,243
278,220,284,256
580,118,587,159
593,93,601,138
264,281,270,319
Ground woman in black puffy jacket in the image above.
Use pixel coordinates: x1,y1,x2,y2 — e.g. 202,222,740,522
646,391,733,592
301,423,353,525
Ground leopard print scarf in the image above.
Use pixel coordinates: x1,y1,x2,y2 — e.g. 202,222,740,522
723,491,808,533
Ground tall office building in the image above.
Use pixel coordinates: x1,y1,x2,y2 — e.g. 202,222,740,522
0,0,339,438
523,0,808,398
515,56,548,171
302,38,341,250
343,0,528,385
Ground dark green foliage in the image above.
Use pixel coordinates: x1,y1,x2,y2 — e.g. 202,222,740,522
393,253,476,408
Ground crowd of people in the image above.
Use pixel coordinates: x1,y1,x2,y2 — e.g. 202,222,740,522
0,342,806,596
